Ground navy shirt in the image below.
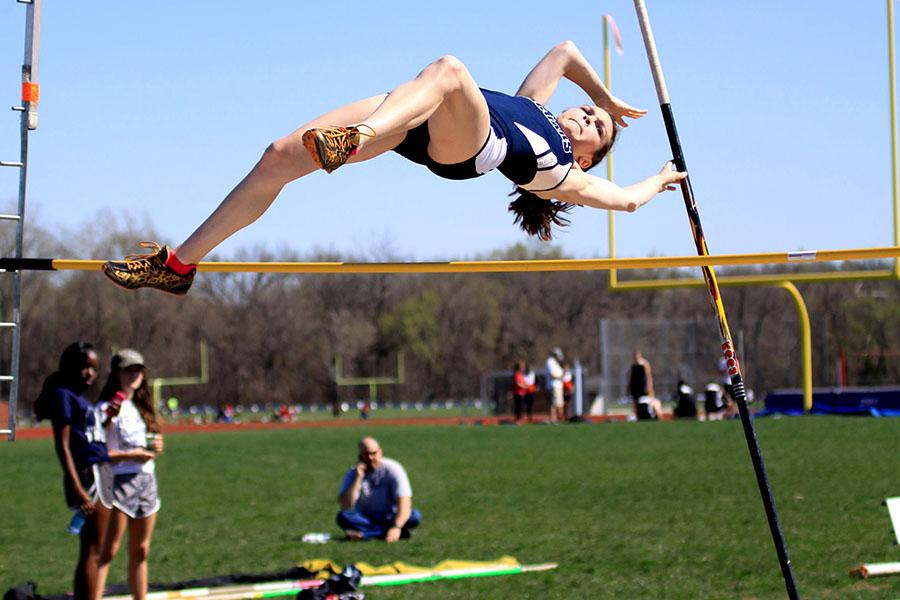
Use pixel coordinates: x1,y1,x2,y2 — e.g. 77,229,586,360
46,386,109,467
393,89,574,191
481,89,574,191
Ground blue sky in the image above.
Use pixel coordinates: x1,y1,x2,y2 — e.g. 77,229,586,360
0,1,895,261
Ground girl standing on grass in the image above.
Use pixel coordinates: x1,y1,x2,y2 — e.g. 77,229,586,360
34,342,113,600
94,349,164,600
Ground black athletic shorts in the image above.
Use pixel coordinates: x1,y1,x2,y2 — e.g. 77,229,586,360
393,122,490,181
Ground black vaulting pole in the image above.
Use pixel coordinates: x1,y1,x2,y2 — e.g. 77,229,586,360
631,2,801,598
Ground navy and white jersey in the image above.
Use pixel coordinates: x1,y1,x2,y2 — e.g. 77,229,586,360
393,88,574,191
479,89,573,191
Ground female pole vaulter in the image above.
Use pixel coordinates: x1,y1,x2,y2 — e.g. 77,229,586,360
103,41,685,295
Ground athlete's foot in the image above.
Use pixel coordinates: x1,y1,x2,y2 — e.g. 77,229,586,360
102,242,196,295
344,529,364,541
301,125,375,173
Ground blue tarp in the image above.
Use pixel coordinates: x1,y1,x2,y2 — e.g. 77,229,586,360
761,387,900,417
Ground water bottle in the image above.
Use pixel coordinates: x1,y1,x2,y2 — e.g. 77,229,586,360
145,433,158,450
66,511,85,535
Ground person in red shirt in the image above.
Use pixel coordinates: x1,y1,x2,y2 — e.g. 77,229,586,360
512,362,528,423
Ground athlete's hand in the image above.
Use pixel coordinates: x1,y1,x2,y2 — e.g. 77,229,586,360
131,448,156,462
657,161,687,191
385,526,402,543
77,489,94,515
601,95,647,128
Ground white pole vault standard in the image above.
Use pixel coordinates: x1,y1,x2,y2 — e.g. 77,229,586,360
632,2,800,599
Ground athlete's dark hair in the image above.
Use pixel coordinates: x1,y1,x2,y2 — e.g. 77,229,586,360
34,342,95,421
508,121,620,240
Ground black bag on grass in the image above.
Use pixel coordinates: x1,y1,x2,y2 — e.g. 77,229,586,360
297,564,363,600
3,582,42,600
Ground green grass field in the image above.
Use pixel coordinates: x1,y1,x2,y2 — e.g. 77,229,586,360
2,418,898,599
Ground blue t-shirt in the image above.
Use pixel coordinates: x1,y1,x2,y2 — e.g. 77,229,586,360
339,458,412,521
45,386,109,467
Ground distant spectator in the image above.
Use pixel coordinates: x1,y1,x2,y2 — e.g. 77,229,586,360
562,361,575,420
34,342,113,600
337,437,421,542
216,404,234,423
546,348,565,423
718,358,739,419
635,394,663,421
628,351,654,419
523,364,537,423
673,379,697,419
704,382,726,421
95,349,165,600
166,396,179,417
512,361,528,423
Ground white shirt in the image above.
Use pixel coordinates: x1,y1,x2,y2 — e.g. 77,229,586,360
105,399,155,475
546,356,564,389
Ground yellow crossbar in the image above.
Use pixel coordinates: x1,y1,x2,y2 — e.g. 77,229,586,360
47,245,900,274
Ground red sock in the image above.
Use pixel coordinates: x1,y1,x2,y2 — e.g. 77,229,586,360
165,249,196,275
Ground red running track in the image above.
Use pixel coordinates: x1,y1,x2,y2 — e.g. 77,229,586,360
12,414,630,440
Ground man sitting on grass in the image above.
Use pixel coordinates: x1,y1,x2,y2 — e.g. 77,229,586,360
336,437,421,542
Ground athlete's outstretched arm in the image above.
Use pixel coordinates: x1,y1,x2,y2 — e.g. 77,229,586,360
516,41,646,127
538,161,686,212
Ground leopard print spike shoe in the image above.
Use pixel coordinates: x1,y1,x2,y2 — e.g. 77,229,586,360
102,242,195,295
301,124,375,173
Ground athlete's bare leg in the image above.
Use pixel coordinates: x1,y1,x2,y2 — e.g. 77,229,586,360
127,513,156,600
174,95,404,264
358,55,491,165
174,55,490,264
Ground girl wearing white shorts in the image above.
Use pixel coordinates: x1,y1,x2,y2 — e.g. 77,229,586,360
95,349,164,600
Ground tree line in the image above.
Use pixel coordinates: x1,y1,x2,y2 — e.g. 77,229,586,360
2,213,898,416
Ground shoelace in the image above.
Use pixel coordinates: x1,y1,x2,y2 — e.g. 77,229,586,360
319,124,376,150
123,241,163,264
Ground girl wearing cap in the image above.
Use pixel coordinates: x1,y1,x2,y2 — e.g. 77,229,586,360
34,342,114,600
94,349,164,600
